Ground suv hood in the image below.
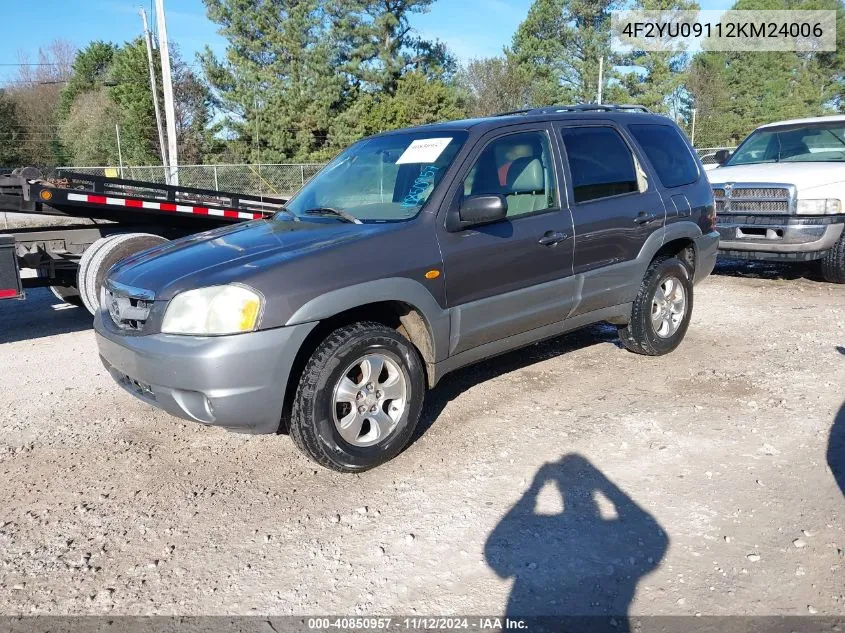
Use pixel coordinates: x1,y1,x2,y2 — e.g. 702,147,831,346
109,218,382,300
709,162,845,192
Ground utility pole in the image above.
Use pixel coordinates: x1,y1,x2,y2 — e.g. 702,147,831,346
155,0,179,186
597,57,604,105
115,124,125,178
691,108,697,146
140,8,169,184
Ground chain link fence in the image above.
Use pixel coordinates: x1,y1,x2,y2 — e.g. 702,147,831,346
64,149,736,198
59,164,326,198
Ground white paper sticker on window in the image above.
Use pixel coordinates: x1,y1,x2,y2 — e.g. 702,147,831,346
395,137,452,165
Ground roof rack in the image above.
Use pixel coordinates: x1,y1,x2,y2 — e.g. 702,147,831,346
492,108,534,117
528,104,651,115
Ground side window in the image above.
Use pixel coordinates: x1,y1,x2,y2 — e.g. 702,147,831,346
629,124,699,188
560,127,639,204
462,131,557,218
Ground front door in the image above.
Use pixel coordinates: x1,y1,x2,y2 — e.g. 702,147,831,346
437,125,576,356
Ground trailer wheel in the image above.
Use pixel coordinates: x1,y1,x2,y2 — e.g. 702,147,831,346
78,233,168,314
76,235,124,314
49,284,84,308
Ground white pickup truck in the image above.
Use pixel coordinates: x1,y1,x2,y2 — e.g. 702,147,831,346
709,115,845,283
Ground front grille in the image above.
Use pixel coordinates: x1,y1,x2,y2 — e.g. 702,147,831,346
104,282,154,331
712,183,795,215
731,187,790,199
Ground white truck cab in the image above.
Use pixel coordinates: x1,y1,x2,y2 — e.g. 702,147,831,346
709,115,845,282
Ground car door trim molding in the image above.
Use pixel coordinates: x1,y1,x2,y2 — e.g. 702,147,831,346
431,302,633,385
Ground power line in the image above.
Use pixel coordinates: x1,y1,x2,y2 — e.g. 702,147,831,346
0,62,69,67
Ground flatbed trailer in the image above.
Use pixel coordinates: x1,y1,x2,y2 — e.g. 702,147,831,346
0,168,288,314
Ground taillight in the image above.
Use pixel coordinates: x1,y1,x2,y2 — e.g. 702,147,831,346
706,202,716,232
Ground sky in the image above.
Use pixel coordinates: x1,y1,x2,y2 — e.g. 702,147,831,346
0,0,732,85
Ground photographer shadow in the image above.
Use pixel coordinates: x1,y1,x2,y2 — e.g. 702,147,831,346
485,454,668,632
829,400,844,497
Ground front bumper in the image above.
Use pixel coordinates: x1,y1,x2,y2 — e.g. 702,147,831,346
717,215,844,261
693,230,719,284
94,312,316,434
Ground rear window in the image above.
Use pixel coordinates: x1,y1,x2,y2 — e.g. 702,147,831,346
560,127,639,203
629,124,699,188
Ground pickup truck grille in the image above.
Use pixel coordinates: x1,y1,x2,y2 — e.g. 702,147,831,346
103,282,154,332
712,183,795,215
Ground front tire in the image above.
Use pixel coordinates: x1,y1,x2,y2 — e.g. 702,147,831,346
821,230,845,284
289,322,426,472
618,257,693,356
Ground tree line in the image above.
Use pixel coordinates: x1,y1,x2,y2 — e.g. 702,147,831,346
1,0,843,169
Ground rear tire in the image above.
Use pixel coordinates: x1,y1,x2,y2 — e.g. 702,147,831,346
821,230,845,284
618,257,693,356
289,322,426,472
78,233,168,314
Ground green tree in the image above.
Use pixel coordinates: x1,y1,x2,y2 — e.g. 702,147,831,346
108,38,160,165
58,89,121,166
59,39,215,166
202,0,461,161
172,55,220,164
510,0,630,105
202,0,346,162
58,41,117,120
332,70,465,149
622,0,699,114
457,56,535,117
0,90,24,167
330,0,454,94
7,40,76,167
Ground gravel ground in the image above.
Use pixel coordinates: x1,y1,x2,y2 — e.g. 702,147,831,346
0,260,843,617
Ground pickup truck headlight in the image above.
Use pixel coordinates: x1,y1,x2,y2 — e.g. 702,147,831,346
796,199,842,215
162,285,263,335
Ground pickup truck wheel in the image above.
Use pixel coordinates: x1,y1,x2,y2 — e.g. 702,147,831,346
820,230,845,283
290,321,425,472
618,257,693,356
79,233,168,314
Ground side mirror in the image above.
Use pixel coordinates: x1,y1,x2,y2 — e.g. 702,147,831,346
714,149,732,165
452,194,508,231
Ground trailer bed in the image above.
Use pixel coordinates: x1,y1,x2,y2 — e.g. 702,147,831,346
0,168,294,311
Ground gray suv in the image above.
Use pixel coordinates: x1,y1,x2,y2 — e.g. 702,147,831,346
95,105,718,472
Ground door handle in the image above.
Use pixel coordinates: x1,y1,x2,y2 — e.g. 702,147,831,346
538,230,568,246
634,212,659,225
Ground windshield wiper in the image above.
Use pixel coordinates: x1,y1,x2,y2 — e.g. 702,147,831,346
271,206,300,221
301,207,362,224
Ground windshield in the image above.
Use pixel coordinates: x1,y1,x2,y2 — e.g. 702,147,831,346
282,131,468,222
727,122,845,166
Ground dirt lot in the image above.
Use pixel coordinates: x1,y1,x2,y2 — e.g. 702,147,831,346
0,261,843,618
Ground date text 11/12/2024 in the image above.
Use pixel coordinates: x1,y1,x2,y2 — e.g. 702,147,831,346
305,617,529,630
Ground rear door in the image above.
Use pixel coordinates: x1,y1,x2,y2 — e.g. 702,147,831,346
437,124,576,356
554,122,666,315
626,123,711,234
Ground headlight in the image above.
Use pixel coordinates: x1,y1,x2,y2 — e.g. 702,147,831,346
161,285,263,335
796,199,842,215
